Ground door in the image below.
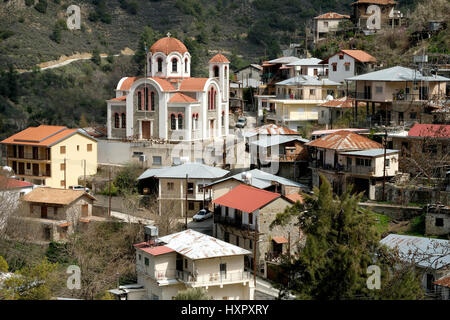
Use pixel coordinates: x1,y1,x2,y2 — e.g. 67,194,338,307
18,146,24,158
398,112,404,123
142,121,151,140
32,147,39,160
419,86,429,100
18,162,25,175
32,163,39,176
81,204,89,217
41,206,47,218
220,263,227,279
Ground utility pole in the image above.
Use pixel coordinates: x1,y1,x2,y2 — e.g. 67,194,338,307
382,129,387,201
108,167,112,217
185,173,188,230
64,158,67,189
287,231,291,262
253,215,258,287
83,159,86,190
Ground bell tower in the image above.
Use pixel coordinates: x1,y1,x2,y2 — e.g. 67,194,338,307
209,54,230,103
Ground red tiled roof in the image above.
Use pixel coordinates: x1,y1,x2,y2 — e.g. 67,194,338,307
341,50,377,63
408,124,450,138
1,125,80,147
209,54,230,63
119,77,139,90
213,184,281,213
314,12,350,19
134,242,175,256
272,236,288,244
352,0,397,5
109,96,126,101
434,275,450,288
152,77,176,91
150,37,188,55
169,92,198,103
284,193,304,204
306,130,382,150
179,78,209,91
320,97,354,108
0,176,33,190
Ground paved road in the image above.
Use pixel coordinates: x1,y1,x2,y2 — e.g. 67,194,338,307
111,211,154,225
187,216,213,236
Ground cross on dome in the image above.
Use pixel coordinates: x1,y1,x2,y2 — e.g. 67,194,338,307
166,32,171,38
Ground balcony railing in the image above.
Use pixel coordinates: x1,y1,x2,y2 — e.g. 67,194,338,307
311,162,376,176
7,154,51,161
176,270,250,286
275,94,303,100
392,93,448,102
213,212,255,230
345,166,375,175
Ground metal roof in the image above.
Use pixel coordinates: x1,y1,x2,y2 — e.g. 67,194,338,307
340,148,399,157
250,135,309,148
346,66,450,82
268,56,302,64
242,124,299,137
306,130,382,150
276,75,341,87
206,168,309,191
286,58,323,66
380,234,449,270
312,128,369,136
158,229,251,260
408,124,450,138
137,163,229,180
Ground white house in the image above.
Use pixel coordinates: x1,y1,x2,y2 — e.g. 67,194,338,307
313,12,350,44
286,58,328,77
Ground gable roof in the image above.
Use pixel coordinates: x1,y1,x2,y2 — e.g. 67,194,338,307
320,50,376,64
243,124,299,137
250,135,309,148
213,184,282,213
179,78,209,91
408,124,450,138
286,58,323,66
319,96,354,108
268,56,301,65
346,66,450,82
21,188,96,205
168,92,198,104
0,177,33,190
137,163,229,180
306,130,382,150
158,229,250,260
284,193,304,204
1,125,94,147
133,242,175,256
314,12,350,19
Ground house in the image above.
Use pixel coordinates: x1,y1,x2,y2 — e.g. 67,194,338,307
346,66,449,126
212,184,301,279
317,97,355,127
258,56,301,96
229,80,244,114
266,76,341,131
1,125,98,189
110,229,254,300
313,12,350,44
352,0,403,32
107,35,230,142
380,234,449,297
306,130,400,199
249,135,310,181
424,204,450,237
234,64,262,89
311,128,369,140
434,275,450,300
320,49,376,84
286,58,328,77
206,168,309,202
16,188,96,241
390,124,450,178
137,163,229,217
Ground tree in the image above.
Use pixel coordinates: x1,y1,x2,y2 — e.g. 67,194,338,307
91,48,101,66
113,162,143,194
134,26,160,72
175,287,210,300
271,176,423,300
0,255,8,272
79,114,89,128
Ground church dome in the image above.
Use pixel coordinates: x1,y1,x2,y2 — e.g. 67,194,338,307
150,36,188,55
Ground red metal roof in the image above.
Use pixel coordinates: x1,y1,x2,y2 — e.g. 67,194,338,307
434,275,450,288
408,124,450,138
306,130,382,150
0,176,33,190
134,242,175,256
213,184,281,213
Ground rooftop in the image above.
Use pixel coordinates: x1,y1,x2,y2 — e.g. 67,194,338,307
21,187,96,205
340,148,399,157
380,234,449,270
250,135,309,148
286,58,323,66
408,124,450,138
209,54,230,63
157,229,250,260
137,163,229,180
320,50,376,64
268,56,301,65
346,66,450,82
276,75,341,87
242,124,299,138
134,242,175,256
306,130,382,150
168,92,198,104
213,184,281,213
150,36,188,55
284,193,304,204
352,0,397,5
319,97,355,108
312,128,369,136
0,177,34,190
314,12,350,19
434,275,450,288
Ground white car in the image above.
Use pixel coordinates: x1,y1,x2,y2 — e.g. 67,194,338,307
69,185,90,193
193,209,213,222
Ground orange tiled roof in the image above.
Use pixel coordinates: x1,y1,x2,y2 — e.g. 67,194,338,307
150,37,188,55
320,97,354,108
284,193,304,204
306,130,382,150
209,54,230,63
341,50,377,63
179,78,209,91
272,236,289,244
22,187,96,205
352,0,396,5
1,125,82,147
0,176,33,190
119,77,139,91
169,92,198,103
314,12,350,19
152,77,176,91
109,96,127,101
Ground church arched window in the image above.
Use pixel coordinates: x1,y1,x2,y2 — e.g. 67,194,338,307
157,58,163,73
185,58,188,73
178,113,183,130
214,66,219,78
114,113,120,128
121,113,126,128
151,92,155,111
172,58,178,73
144,87,149,111
170,114,176,130
137,91,142,110
221,111,225,127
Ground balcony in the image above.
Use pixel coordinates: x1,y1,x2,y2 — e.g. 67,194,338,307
392,93,447,102
7,154,51,162
275,94,304,100
345,166,375,176
213,212,255,231
176,269,251,287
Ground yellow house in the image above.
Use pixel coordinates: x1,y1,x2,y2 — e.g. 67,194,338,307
1,125,97,188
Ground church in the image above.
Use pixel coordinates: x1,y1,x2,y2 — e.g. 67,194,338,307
107,34,230,142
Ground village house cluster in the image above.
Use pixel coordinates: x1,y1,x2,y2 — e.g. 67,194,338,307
0,0,449,301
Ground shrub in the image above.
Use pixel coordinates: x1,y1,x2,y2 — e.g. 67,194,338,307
34,0,48,14
25,0,34,6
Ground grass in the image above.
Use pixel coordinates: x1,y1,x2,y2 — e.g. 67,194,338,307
371,212,390,235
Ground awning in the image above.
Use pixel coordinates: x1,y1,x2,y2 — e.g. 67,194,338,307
272,236,288,244
58,222,72,228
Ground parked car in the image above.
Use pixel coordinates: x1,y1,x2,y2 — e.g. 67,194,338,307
235,117,247,128
69,185,90,193
193,209,213,221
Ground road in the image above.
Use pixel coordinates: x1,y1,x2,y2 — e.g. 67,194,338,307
186,216,213,236
111,210,154,225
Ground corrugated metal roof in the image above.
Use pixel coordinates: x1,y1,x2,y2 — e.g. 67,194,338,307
137,163,229,180
346,66,450,82
311,128,369,136
306,130,382,150
286,58,322,66
380,234,449,270
213,184,281,213
250,135,309,148
268,56,302,64
207,169,309,191
276,75,341,86
340,148,399,157
134,242,175,256
158,229,250,260
319,96,354,108
242,124,299,137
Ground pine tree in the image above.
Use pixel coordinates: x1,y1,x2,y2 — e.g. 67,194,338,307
134,26,160,73
91,48,101,66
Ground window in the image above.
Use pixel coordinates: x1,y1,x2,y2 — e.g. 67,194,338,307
184,259,188,269
167,182,174,191
324,21,328,28
87,144,92,152
114,113,120,128
435,218,444,227
332,63,337,72
339,54,344,60
137,91,142,110
60,180,65,187
153,156,162,165
60,146,66,154
356,158,372,167
172,58,178,72
185,58,188,73
178,114,183,130
144,257,149,266
376,86,383,94
214,66,219,77
208,87,216,110
77,145,80,151
345,64,350,71
309,89,315,96
220,263,227,278
187,182,194,195
221,111,225,127
26,163,31,170
188,202,195,210
249,239,253,249
60,163,65,171
224,232,230,243
151,92,155,111
170,114,176,130
236,236,239,247
144,87,149,111
138,254,142,260
410,112,417,120
385,158,390,168
157,58,163,72
121,113,126,128
248,212,253,225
